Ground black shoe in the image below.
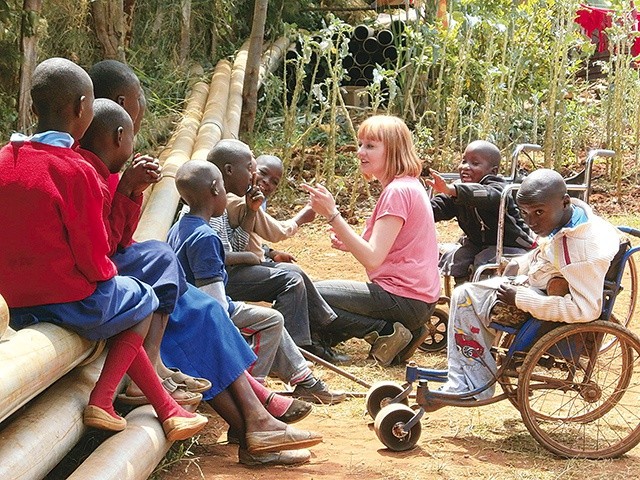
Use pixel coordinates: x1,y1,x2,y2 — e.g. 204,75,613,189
302,343,351,365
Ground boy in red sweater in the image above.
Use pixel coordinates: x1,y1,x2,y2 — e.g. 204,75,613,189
0,57,206,440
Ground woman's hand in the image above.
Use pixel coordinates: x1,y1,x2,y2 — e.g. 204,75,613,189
299,183,337,219
329,232,348,251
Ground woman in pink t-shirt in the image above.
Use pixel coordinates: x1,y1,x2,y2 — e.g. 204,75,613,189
302,115,440,366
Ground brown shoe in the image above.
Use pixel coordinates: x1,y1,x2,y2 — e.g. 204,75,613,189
292,379,346,405
369,322,412,366
246,425,323,454
238,447,311,466
83,405,127,432
117,378,203,407
162,413,208,441
395,325,432,364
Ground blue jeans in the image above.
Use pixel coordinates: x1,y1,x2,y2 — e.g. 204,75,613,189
315,280,436,345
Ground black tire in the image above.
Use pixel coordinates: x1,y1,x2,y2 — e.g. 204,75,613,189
365,381,408,418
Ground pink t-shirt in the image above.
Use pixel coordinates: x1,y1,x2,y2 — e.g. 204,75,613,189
363,176,440,304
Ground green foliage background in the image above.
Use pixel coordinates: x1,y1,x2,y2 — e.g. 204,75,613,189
0,0,639,195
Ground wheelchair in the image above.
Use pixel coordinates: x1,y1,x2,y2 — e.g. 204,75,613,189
366,225,640,459
418,146,637,354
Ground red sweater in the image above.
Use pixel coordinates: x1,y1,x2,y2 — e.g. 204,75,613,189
0,141,117,307
77,148,142,255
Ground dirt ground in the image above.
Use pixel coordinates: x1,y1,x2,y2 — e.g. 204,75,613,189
157,218,640,480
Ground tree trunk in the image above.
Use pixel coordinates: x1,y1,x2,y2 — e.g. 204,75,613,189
17,0,42,133
91,0,126,61
123,0,136,48
239,0,268,144
179,0,192,66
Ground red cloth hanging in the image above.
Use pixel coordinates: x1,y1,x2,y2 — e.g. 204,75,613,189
574,3,640,57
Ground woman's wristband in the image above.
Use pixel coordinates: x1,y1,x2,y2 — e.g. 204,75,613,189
326,210,340,224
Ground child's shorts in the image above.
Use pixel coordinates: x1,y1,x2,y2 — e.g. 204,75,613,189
9,276,159,341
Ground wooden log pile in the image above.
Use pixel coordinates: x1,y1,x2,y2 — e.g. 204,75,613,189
0,37,291,480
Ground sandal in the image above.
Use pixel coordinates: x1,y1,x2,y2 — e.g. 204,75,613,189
166,367,212,393
275,398,313,424
116,377,203,407
262,392,313,424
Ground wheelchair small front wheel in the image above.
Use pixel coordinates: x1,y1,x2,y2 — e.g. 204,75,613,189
365,381,408,418
374,403,421,451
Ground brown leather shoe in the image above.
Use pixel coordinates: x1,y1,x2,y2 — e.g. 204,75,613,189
83,405,127,432
238,447,311,466
162,413,208,441
246,425,323,454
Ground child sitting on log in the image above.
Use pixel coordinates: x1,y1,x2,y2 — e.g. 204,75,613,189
224,153,351,365
426,140,534,285
81,67,319,465
172,151,345,406
87,59,209,405
0,57,207,441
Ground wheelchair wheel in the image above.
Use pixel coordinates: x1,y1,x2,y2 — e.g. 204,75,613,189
374,403,421,451
365,381,408,418
518,321,640,458
417,308,448,353
606,255,638,347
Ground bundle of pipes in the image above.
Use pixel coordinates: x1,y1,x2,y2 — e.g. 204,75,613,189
284,21,405,101
343,22,403,87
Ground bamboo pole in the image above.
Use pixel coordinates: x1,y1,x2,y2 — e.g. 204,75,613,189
0,323,97,423
257,36,293,90
0,294,8,339
139,129,179,214
133,81,209,242
191,59,232,161
0,354,105,480
223,39,250,140
0,365,97,478
66,405,171,480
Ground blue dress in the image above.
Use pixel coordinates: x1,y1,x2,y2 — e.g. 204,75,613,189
160,284,257,400
111,240,188,315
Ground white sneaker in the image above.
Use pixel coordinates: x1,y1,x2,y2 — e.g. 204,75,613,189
369,322,412,366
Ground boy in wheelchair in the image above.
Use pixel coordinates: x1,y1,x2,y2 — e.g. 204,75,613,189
439,169,621,400
426,140,534,285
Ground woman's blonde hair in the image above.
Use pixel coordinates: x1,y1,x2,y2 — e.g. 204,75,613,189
357,115,423,183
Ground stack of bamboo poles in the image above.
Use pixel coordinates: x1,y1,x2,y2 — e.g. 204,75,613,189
0,37,291,480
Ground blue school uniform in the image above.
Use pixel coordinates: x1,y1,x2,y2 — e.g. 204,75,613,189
160,284,257,400
111,240,188,314
10,276,158,341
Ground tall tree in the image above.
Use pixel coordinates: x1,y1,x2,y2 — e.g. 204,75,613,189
17,0,42,132
179,0,192,65
91,0,126,61
239,0,268,143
